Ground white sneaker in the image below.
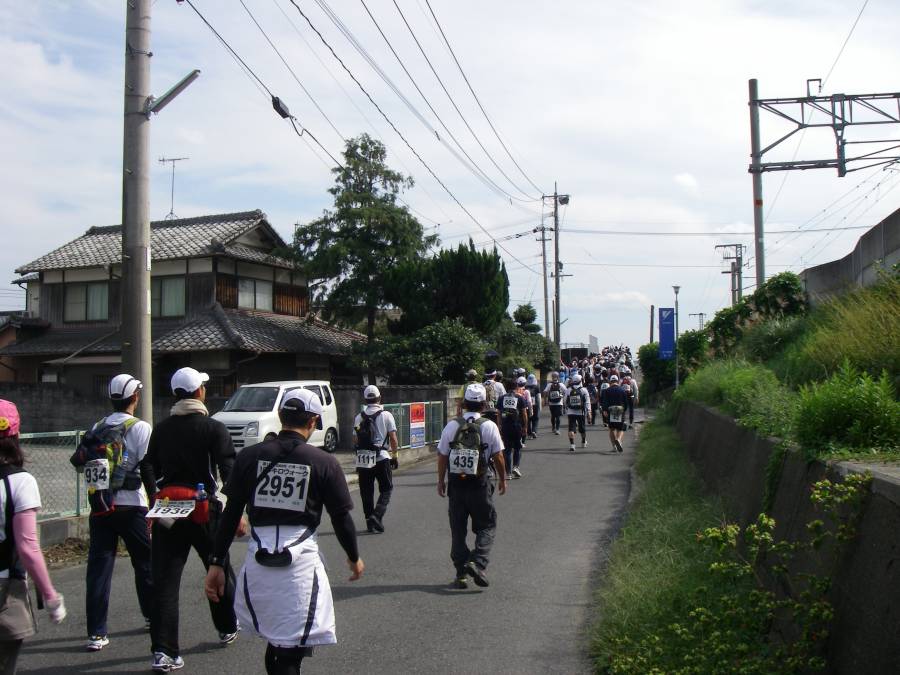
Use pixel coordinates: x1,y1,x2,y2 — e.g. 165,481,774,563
512,467,522,478
569,445,575,452
553,430,560,435
152,652,184,672
582,440,588,448
86,635,109,652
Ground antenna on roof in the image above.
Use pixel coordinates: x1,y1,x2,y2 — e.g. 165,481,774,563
159,156,189,220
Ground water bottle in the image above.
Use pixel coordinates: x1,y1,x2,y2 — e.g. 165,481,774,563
195,482,209,524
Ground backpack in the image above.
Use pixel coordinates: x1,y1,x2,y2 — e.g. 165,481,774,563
484,381,499,412
449,416,489,480
70,417,140,515
567,390,584,410
500,394,520,419
548,383,563,404
355,410,383,451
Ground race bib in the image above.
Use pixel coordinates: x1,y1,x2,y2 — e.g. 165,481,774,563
502,397,518,411
84,459,110,491
255,461,310,512
356,449,378,469
610,406,624,423
568,394,582,409
549,390,562,402
146,500,195,519
449,447,479,475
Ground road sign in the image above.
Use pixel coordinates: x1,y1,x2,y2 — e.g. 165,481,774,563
659,307,675,360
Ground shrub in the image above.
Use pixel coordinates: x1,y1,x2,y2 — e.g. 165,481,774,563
794,361,900,455
637,342,674,395
739,316,807,363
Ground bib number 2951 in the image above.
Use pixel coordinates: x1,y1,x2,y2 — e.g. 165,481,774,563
255,462,310,512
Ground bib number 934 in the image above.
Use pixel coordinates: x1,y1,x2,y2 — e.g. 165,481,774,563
84,459,110,491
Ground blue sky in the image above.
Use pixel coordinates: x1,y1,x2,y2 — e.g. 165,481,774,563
2,1,899,351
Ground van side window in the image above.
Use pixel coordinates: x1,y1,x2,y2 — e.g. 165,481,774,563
322,386,333,406
304,385,324,405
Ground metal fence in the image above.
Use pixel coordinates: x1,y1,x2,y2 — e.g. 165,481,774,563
19,431,87,521
373,401,445,449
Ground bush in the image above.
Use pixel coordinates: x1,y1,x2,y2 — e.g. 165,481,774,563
794,361,900,455
739,316,807,363
637,342,674,395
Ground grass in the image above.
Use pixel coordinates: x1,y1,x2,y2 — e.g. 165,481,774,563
591,417,729,673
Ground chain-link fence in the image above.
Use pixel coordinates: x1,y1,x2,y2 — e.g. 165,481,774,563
19,431,87,520
376,402,445,449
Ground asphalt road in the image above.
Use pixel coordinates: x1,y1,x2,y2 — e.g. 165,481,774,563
20,412,640,674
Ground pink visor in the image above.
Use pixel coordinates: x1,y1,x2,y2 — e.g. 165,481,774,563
0,400,20,437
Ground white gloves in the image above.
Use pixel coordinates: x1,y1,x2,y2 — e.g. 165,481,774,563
46,594,66,624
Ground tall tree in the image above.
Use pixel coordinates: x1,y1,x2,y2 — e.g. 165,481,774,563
292,134,437,344
385,240,510,335
513,303,542,334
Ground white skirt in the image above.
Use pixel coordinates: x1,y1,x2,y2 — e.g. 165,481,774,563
234,525,336,648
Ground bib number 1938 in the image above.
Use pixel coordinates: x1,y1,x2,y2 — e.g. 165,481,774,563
255,462,310,512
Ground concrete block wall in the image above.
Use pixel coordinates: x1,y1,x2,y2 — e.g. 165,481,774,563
675,401,900,674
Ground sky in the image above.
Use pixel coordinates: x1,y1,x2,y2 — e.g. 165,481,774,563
2,0,900,352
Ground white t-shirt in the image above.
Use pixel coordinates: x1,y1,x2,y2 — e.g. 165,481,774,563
91,413,152,508
544,382,568,406
437,413,504,466
353,405,398,462
0,471,42,579
565,386,589,416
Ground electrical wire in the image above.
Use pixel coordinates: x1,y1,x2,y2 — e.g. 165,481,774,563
423,0,544,196
284,0,542,276
561,225,872,237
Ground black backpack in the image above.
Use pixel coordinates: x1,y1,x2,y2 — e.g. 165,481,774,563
355,410,383,451
500,394,520,419
548,383,563,404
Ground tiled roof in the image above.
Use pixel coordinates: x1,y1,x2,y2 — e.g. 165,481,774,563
221,243,294,269
16,210,290,273
0,305,363,357
10,273,38,285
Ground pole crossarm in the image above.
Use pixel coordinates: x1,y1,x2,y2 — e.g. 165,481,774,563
751,89,900,177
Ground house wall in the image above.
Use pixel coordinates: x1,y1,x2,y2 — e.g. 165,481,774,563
0,327,17,383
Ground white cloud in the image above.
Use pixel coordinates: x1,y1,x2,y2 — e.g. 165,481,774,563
674,173,699,194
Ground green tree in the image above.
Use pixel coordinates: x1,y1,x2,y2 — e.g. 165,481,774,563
292,134,437,344
385,241,509,335
512,303,542,334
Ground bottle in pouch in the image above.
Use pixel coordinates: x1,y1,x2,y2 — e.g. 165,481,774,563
194,482,209,524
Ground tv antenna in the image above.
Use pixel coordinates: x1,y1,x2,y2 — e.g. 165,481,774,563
159,156,189,220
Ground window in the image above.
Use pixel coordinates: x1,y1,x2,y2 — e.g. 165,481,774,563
322,386,333,406
151,277,186,317
237,278,274,311
64,282,108,322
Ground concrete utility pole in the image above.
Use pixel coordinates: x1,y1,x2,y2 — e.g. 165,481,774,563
121,0,153,422
544,183,570,353
748,79,765,290
715,243,744,306
536,222,551,337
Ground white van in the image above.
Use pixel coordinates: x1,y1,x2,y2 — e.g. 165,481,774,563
212,380,339,453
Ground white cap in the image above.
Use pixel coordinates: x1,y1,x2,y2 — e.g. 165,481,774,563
109,374,142,400
464,383,487,402
171,367,210,395
363,384,381,400
516,376,526,385
280,388,324,415
609,374,619,383
571,374,582,385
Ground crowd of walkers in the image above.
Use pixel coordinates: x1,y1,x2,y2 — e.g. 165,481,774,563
0,344,637,674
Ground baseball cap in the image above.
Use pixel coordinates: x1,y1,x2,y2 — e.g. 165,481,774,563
464,383,487,402
280,388,324,429
363,384,380,400
516,376,526,385
571,374,582,385
609,374,619,382
0,400,20,438
170,367,210,395
109,374,143,400
465,369,478,380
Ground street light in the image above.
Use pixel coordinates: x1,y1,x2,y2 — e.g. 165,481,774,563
673,285,681,389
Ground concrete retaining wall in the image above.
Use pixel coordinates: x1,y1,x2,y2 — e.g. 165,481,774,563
675,401,900,674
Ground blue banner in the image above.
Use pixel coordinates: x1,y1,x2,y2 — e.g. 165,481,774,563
658,307,675,360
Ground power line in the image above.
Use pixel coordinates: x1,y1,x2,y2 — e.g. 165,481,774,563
284,0,541,276
423,0,544,195
822,0,870,87
389,0,540,201
562,225,872,237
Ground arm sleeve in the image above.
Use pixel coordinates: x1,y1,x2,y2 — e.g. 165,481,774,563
330,511,359,563
12,509,57,601
139,457,157,500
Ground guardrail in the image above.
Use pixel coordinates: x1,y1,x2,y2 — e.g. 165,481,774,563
19,431,87,520
372,401,445,449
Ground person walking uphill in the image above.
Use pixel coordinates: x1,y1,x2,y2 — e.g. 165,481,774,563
69,374,155,653
600,375,630,454
0,400,66,674
145,367,239,673
206,388,364,675
354,385,398,533
498,381,527,479
436,384,507,590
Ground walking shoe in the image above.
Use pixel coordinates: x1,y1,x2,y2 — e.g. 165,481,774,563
465,561,489,588
614,439,624,453
365,516,376,533
553,429,560,435
569,444,575,452
151,652,184,672
219,630,238,645
369,513,385,533
506,474,513,481
86,635,109,652
582,439,588,448
452,576,468,589
512,466,522,478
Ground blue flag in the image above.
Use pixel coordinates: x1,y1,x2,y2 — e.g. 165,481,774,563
659,307,675,360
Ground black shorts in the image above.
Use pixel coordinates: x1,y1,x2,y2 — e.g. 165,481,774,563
568,415,585,433
501,427,522,451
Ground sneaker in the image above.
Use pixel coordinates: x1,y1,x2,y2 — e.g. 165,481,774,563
86,635,109,652
369,514,385,533
219,630,238,645
582,439,588,448
553,430,560,435
506,474,513,481
512,467,522,478
365,516,376,533
465,561,489,588
452,576,468,589
569,444,575,452
151,652,184,672
614,439,624,453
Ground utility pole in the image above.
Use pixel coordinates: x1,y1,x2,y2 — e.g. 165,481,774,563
673,285,681,390
715,243,744,306
749,79,765,289
159,156,189,220
689,312,706,330
121,0,153,422
535,222,551,337
544,183,570,352
650,304,655,343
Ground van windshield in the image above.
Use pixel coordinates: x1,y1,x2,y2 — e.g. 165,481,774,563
222,387,280,412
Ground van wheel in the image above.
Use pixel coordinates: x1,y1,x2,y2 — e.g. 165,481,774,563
264,433,277,442
323,428,338,453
